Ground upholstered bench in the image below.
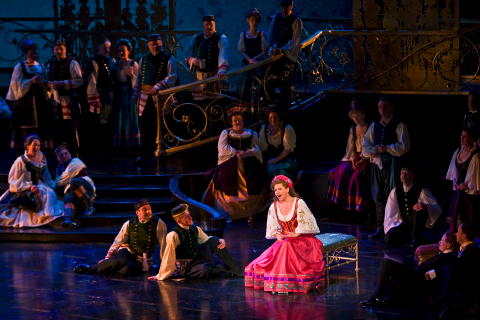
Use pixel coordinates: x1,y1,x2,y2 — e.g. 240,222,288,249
315,233,359,272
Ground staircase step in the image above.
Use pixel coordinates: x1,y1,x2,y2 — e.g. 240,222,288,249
77,212,170,226
89,174,173,185
94,197,174,212
94,185,170,198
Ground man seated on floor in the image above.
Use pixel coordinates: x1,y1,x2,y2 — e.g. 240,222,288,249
149,203,242,281
55,144,96,228
361,230,458,307
439,223,480,319
74,199,167,277
383,164,442,248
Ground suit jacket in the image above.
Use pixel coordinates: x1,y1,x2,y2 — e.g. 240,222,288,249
454,242,480,301
415,251,457,300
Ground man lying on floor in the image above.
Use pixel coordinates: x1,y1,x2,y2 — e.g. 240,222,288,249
74,199,167,276
148,203,243,281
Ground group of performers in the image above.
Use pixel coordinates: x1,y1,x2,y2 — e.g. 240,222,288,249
327,93,480,243
0,135,94,228
4,0,301,163
73,176,325,295
202,108,299,221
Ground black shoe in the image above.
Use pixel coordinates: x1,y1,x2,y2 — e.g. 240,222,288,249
62,220,79,229
74,264,96,274
368,228,384,239
360,296,382,307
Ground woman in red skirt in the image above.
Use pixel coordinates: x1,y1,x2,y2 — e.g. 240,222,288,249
244,175,325,293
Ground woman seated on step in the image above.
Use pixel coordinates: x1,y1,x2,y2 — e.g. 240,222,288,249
327,100,372,213
202,110,269,221
259,108,299,181
244,175,325,293
0,134,63,227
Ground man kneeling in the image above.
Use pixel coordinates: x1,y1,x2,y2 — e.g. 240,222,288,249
149,204,242,281
74,199,166,276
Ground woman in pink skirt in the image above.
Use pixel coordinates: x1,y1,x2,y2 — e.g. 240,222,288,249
245,175,325,293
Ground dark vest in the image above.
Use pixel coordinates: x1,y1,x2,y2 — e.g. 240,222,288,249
192,32,221,73
395,184,423,224
227,132,253,151
373,119,400,146
20,155,44,185
456,148,480,183
127,216,159,257
173,225,199,259
92,54,115,91
47,57,73,96
262,124,292,159
243,31,263,63
270,12,297,48
140,52,170,86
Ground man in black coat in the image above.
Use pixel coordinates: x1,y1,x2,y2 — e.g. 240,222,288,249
361,231,458,307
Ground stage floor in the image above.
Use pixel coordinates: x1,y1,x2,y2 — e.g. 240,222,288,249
0,220,440,320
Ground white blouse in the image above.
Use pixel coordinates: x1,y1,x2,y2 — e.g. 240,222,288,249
265,198,320,239
7,152,54,193
446,148,480,195
342,126,367,162
6,62,47,101
259,124,296,153
217,128,262,165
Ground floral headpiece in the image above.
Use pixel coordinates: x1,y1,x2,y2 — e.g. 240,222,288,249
272,175,293,188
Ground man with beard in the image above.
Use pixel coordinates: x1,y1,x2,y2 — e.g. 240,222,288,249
47,41,83,155
74,199,167,277
134,34,177,162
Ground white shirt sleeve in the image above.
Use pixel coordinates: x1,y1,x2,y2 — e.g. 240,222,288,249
6,63,32,101
294,199,320,234
106,221,130,258
465,153,480,195
266,203,281,239
283,125,296,151
386,122,410,156
248,130,263,163
259,124,268,151
156,219,167,259
7,156,32,192
282,17,303,62
217,129,237,164
384,188,402,234
197,226,210,245
55,158,87,188
218,34,230,71
67,59,83,89
420,188,442,228
445,149,459,186
163,56,177,88
238,32,245,53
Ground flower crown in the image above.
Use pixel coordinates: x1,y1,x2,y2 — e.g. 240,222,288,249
272,175,293,188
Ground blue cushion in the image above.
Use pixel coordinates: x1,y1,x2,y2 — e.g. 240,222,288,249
315,233,357,252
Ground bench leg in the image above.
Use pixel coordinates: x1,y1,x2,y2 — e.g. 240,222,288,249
355,242,359,272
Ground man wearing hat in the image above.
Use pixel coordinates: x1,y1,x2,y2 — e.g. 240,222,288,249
383,164,442,248
362,96,410,239
265,0,303,110
149,203,242,280
46,41,83,155
186,15,230,100
74,199,167,276
134,34,177,162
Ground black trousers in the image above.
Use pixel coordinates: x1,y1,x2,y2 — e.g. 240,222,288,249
181,237,241,278
138,96,158,159
94,249,143,277
385,212,428,248
374,258,416,299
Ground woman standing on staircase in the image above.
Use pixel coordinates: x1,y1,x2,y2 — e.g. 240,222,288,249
245,175,325,293
0,134,63,227
202,111,269,221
